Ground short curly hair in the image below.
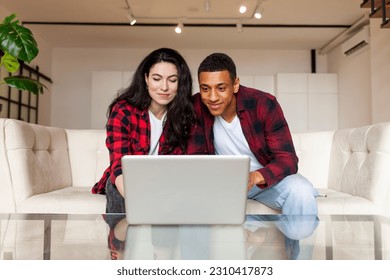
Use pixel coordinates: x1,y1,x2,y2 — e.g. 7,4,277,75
197,53,237,83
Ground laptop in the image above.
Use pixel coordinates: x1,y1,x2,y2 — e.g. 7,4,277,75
121,155,250,225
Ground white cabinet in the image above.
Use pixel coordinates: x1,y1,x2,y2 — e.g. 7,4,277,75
91,71,134,129
276,73,338,132
239,75,275,95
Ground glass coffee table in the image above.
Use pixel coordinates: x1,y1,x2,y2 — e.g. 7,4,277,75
1,213,389,260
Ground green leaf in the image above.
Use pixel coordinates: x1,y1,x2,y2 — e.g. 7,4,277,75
4,75,47,94
2,14,18,25
0,14,39,63
0,52,20,73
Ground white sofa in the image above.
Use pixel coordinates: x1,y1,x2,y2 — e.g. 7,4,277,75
1,118,390,217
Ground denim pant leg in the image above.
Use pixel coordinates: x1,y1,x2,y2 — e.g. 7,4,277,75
247,173,319,215
105,180,126,214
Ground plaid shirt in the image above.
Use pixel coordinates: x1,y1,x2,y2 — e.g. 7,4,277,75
187,85,298,188
92,100,183,194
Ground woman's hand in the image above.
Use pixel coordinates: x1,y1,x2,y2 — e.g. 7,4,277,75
115,175,125,198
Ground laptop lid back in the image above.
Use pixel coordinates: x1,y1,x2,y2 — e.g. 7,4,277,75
121,155,250,225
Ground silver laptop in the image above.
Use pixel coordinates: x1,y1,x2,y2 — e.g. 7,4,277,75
121,155,250,225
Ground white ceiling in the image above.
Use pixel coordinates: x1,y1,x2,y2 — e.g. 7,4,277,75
1,0,368,50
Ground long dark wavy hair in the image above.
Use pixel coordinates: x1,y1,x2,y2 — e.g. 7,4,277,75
108,48,195,153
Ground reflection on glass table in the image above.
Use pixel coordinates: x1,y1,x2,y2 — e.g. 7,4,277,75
1,213,390,260
244,215,319,260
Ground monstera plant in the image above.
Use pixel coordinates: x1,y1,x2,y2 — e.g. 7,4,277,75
0,14,46,94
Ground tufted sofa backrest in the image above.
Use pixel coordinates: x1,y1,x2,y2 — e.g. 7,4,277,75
292,130,334,189
328,123,390,215
0,118,72,211
65,129,109,187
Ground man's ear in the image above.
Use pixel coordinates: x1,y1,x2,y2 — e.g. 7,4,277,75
233,77,240,93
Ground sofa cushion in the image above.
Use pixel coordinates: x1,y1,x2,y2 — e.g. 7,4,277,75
245,199,281,215
246,192,383,216
17,187,106,214
316,188,383,215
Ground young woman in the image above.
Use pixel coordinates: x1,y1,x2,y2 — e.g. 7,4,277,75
92,48,195,213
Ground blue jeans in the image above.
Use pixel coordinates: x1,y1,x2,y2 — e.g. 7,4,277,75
247,173,319,215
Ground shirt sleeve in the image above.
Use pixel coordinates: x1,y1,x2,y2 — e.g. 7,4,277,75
186,94,210,155
256,97,298,188
106,102,132,185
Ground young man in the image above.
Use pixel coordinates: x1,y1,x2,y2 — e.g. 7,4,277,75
187,53,318,215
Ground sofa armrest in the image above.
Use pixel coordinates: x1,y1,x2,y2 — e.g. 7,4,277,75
0,118,16,212
0,118,72,212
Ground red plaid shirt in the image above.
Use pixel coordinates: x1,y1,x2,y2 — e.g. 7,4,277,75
187,85,298,188
92,100,183,194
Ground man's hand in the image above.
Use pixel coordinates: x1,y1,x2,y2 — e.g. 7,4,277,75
247,171,265,191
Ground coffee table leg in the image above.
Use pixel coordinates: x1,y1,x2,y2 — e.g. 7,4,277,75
43,217,51,260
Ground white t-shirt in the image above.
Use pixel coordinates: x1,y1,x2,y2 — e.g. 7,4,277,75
148,110,167,155
213,115,263,171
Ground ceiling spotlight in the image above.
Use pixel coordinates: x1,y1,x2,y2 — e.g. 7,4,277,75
254,6,263,19
127,14,136,25
127,9,136,25
239,5,247,14
125,0,136,25
175,21,183,34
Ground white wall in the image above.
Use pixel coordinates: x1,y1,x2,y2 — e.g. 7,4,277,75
51,48,313,129
370,19,390,123
327,41,372,129
326,19,390,129
34,34,53,126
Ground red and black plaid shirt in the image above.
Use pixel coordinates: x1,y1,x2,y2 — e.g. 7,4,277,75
187,85,298,188
92,100,183,194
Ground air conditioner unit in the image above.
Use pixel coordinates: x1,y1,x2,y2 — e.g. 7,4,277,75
341,25,370,56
